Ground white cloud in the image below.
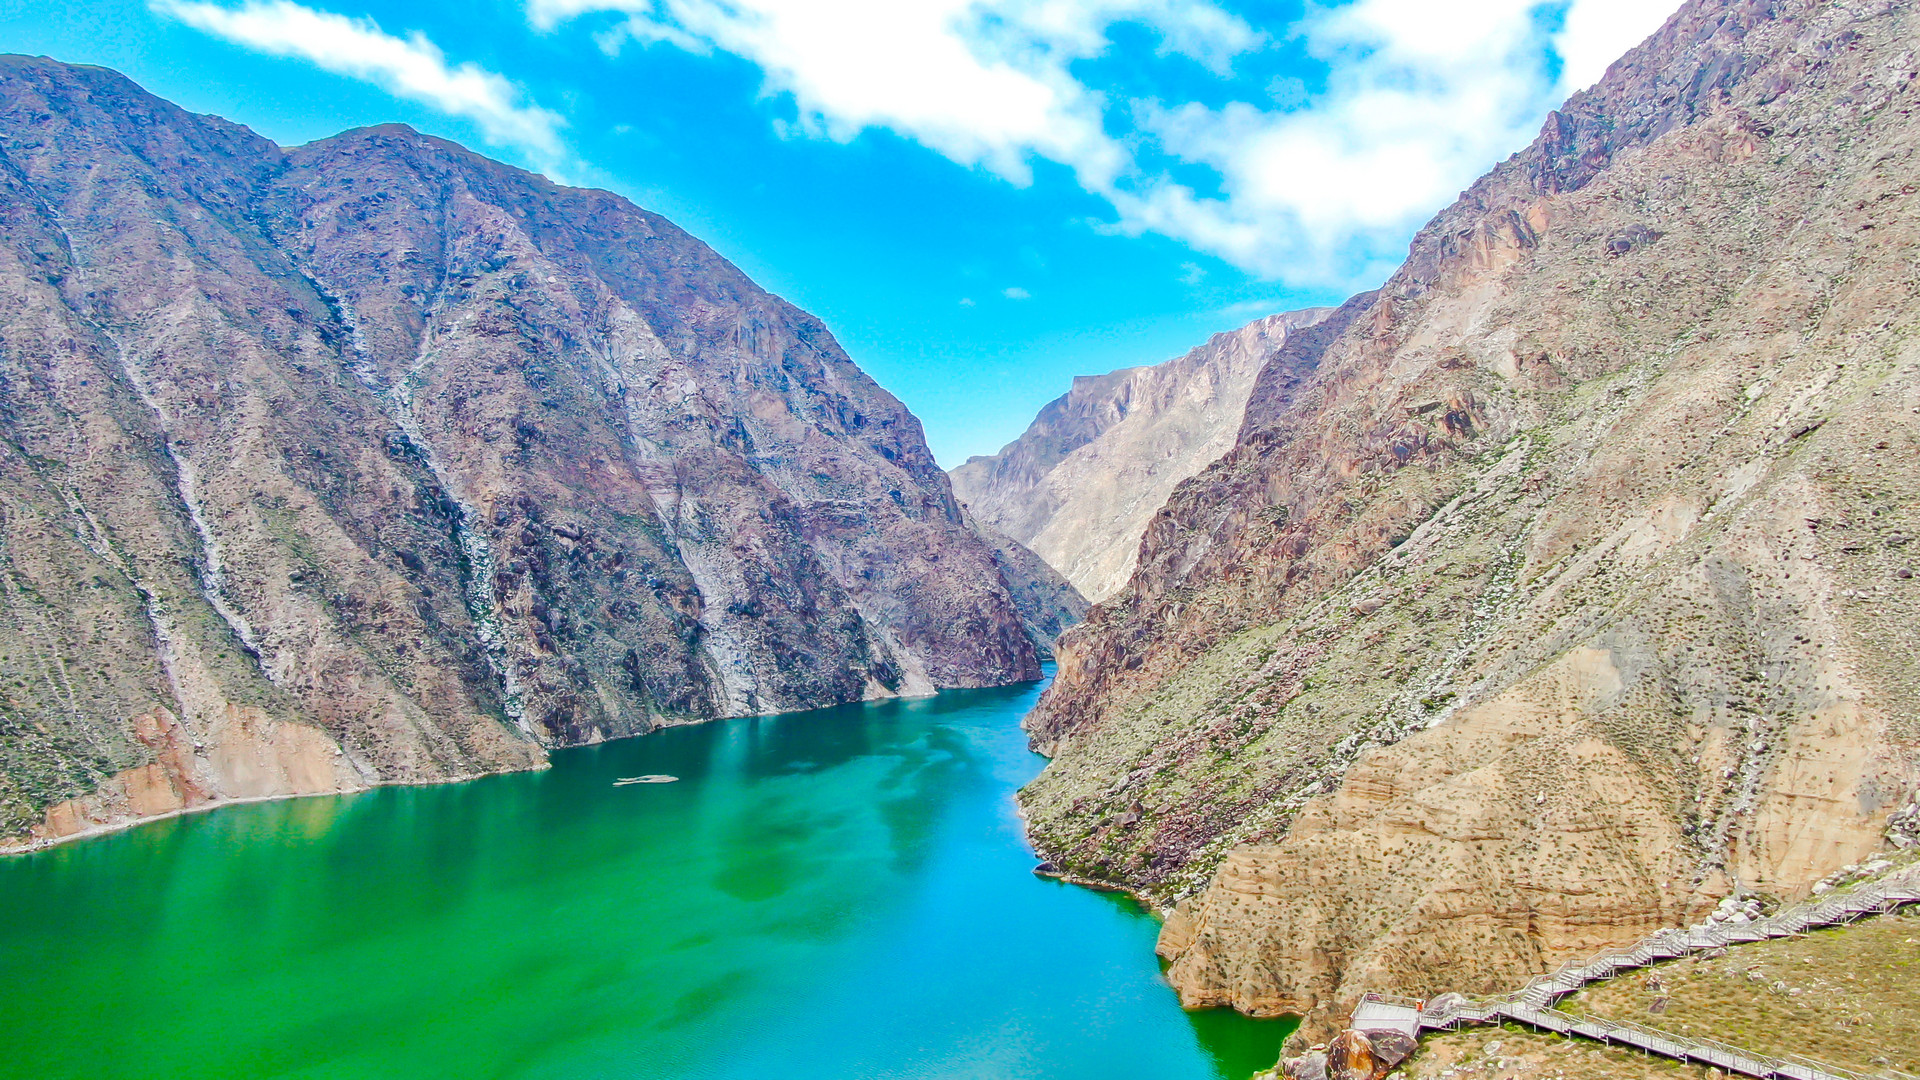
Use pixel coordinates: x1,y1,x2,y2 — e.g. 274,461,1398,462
534,0,1185,189
529,0,1263,194
527,0,1678,286
159,0,570,174
959,296,977,306
1108,0,1566,279
1217,296,1297,319
1002,286,1031,300
1555,0,1680,93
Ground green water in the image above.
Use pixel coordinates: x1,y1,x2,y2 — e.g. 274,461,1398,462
0,678,1293,1078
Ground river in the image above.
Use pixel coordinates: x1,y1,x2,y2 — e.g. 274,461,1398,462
0,677,1293,1078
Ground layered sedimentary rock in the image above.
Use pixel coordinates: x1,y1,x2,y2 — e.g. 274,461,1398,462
1019,0,1920,1036
0,57,1071,848
950,308,1331,600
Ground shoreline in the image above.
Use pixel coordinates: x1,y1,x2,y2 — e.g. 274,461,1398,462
0,765,542,858
3,673,1053,859
1030,863,1170,916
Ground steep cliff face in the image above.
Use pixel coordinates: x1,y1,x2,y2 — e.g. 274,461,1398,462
950,308,1331,600
0,57,1068,849
962,510,1090,659
1019,0,1920,1034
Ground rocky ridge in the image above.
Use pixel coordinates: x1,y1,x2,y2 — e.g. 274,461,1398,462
950,308,1331,601
0,56,1074,849
1018,0,1920,1038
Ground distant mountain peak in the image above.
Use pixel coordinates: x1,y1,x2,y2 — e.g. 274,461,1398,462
950,306,1333,601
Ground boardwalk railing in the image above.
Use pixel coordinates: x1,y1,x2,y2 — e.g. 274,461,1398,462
1391,865,1920,1080
1487,868,1920,1013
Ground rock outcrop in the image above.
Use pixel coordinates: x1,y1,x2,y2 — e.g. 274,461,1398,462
0,56,1073,848
950,308,1331,601
1019,0,1920,1037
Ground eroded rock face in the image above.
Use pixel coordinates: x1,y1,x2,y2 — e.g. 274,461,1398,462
0,57,1068,847
950,308,1332,601
1324,1030,1376,1080
961,510,1089,659
1020,0,1920,1035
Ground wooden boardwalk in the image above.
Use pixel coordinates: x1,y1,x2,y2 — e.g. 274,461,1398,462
1381,865,1920,1080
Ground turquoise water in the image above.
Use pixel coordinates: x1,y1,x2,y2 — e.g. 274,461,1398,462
0,678,1293,1078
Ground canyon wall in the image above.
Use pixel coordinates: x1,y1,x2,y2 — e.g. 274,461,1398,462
1019,0,1920,1036
950,308,1330,601
0,56,1073,849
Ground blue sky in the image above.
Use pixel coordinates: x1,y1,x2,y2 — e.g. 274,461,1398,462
2,0,1676,465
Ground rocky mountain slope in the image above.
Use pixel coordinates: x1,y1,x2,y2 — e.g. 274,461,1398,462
963,510,1090,657
950,308,1331,601
1018,0,1920,1037
0,56,1075,849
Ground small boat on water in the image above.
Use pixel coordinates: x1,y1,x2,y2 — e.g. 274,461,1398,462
613,775,678,786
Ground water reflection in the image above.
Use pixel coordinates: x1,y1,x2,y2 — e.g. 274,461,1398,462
0,680,1295,1079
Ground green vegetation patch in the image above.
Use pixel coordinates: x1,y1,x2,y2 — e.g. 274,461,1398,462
1563,911,1920,1074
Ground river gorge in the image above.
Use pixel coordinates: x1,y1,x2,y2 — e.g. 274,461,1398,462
0,677,1291,1078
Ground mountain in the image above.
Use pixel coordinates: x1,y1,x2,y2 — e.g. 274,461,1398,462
1018,0,1920,1038
963,510,1091,658
950,308,1332,601
0,56,1075,850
